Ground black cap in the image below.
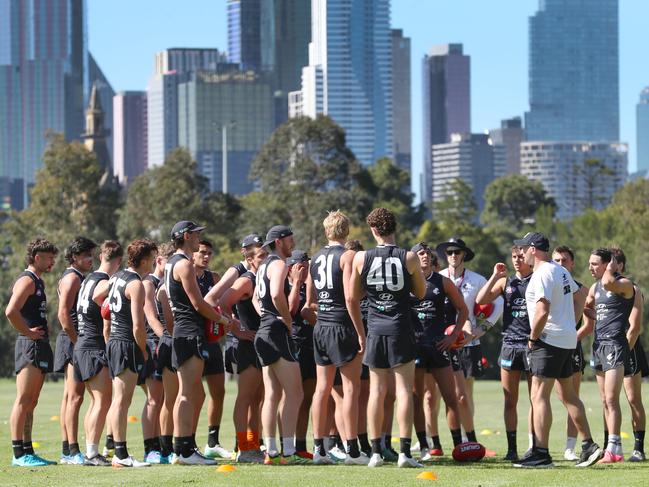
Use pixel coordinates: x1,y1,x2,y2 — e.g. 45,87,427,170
241,233,263,248
263,225,293,247
435,237,475,262
170,220,206,239
513,232,550,252
287,250,309,266
411,242,431,253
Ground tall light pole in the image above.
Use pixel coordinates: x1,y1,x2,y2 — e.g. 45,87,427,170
219,121,236,194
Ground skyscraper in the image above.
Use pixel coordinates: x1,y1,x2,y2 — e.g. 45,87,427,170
113,91,148,186
227,0,261,72
637,87,649,175
391,29,411,174
147,48,231,167
177,71,273,194
298,0,393,165
489,117,524,176
422,44,470,202
0,0,88,208
525,0,619,141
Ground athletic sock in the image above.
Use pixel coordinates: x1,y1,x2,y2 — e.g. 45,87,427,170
174,436,193,458
22,441,34,455
371,438,382,455
191,433,197,449
236,432,249,452
314,438,326,456
358,433,371,454
384,434,393,451
208,425,220,448
12,440,24,459
346,438,360,458
144,437,156,455
295,438,307,452
265,437,278,456
528,433,534,450
416,431,429,450
400,438,412,458
582,438,594,451
535,446,549,456
466,430,477,443
506,431,517,452
114,441,129,460
86,443,98,459
634,430,645,453
603,430,609,448
62,440,70,456
333,434,344,450
450,429,463,447
282,437,296,457
607,434,621,455
160,435,173,457
69,442,80,456
152,437,161,452
565,436,577,451
105,435,115,450
431,435,442,449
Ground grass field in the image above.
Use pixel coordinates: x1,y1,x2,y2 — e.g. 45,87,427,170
0,377,647,486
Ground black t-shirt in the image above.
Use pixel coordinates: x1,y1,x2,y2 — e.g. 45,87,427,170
107,269,141,342
16,270,48,339
360,245,413,336
594,276,635,344
256,254,290,334
310,245,352,327
76,271,109,350
58,267,84,335
197,270,215,297
502,274,532,346
410,272,447,343
165,253,203,338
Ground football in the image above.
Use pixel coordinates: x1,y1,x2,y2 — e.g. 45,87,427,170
473,302,494,320
452,442,486,462
100,299,111,320
444,325,466,349
205,306,225,343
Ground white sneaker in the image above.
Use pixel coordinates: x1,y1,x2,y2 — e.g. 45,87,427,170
177,450,217,465
143,451,162,464
368,453,384,467
564,448,579,461
328,446,347,462
313,450,334,465
112,456,151,468
204,444,231,459
420,450,433,461
398,453,423,468
412,441,421,452
344,452,370,465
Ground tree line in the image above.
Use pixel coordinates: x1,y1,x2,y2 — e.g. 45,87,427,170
0,116,647,377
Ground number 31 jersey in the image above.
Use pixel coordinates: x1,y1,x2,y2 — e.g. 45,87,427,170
360,245,412,335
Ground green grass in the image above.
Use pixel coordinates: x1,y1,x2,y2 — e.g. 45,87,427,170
0,377,647,486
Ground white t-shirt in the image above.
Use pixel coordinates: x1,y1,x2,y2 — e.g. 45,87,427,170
525,260,579,349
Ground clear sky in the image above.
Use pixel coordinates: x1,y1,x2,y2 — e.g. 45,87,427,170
89,0,649,191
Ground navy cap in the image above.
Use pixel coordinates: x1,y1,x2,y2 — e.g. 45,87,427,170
287,250,309,266
263,225,293,247
241,233,263,248
170,220,205,239
411,242,432,253
513,232,550,252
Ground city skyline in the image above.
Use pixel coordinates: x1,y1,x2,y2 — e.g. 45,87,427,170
86,0,649,188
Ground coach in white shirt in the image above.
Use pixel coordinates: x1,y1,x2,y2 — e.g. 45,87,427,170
511,232,602,469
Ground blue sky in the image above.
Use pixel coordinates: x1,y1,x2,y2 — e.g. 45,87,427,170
89,0,649,186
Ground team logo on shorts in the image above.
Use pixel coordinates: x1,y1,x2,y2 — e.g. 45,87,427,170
379,293,394,301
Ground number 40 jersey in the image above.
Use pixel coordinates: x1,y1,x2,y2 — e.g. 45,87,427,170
360,245,412,335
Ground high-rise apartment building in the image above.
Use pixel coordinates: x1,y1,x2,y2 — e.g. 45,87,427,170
227,0,261,72
177,71,273,194
636,87,649,175
521,141,627,219
422,44,470,202
113,91,148,186
0,0,88,208
391,29,411,174
525,0,619,141
489,117,524,176
298,0,393,165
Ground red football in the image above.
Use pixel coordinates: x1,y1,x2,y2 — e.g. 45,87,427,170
452,442,486,462
205,306,225,343
473,302,494,320
444,325,465,349
100,299,111,320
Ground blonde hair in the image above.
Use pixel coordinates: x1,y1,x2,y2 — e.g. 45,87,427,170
323,210,350,240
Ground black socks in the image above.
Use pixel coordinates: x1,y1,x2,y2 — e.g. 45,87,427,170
207,425,220,448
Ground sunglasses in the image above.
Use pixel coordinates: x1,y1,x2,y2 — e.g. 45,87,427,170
445,249,463,256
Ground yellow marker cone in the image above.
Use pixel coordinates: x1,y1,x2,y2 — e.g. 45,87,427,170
480,429,493,436
127,415,138,423
32,441,40,448
621,431,630,439
217,464,236,472
417,471,438,480
50,415,59,421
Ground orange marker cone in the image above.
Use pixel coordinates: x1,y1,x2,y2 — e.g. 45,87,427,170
217,464,236,472
127,415,138,423
417,471,438,480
